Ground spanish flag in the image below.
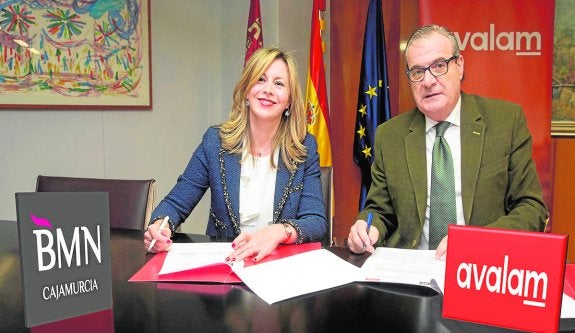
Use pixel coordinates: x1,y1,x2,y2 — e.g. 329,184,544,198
306,0,332,167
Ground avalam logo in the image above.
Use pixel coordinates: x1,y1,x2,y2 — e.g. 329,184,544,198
456,255,548,308
442,225,567,333
455,23,542,56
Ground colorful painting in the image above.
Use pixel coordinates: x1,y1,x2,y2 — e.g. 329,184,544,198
0,0,150,109
552,0,575,135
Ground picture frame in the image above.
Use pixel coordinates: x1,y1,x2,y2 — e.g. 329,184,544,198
0,0,151,110
551,121,575,137
552,0,575,136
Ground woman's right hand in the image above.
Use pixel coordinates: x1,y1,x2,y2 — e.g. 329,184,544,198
143,220,172,253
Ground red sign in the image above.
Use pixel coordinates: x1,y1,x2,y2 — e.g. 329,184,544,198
443,225,567,332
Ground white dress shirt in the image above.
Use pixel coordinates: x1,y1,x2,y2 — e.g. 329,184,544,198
418,96,466,250
239,149,278,234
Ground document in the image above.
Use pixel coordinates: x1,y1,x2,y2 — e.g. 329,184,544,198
360,247,446,292
129,242,322,284
158,243,233,275
562,264,575,318
561,293,575,318
232,247,446,305
233,249,362,304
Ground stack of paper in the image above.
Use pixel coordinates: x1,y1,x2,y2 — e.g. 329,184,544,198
561,264,575,318
132,243,450,304
233,249,362,304
129,242,321,284
158,243,233,275
360,247,446,292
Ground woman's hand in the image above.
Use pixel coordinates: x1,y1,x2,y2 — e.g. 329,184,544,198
226,224,293,263
143,219,172,253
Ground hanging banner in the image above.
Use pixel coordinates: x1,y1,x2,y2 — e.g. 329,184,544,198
419,0,554,211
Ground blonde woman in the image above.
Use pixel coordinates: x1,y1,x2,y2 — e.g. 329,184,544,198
144,47,327,262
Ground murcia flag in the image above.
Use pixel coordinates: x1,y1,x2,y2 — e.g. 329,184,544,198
245,0,263,63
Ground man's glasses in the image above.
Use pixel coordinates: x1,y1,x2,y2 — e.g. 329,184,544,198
405,55,459,83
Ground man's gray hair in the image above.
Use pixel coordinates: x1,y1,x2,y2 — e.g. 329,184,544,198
404,24,460,65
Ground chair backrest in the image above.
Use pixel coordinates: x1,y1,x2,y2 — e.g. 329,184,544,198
36,175,156,230
320,166,333,247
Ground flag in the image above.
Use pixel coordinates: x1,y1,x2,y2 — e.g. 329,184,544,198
245,0,263,63
306,0,332,167
353,0,391,210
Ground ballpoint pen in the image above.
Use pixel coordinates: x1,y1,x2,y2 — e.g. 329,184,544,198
363,212,373,250
366,212,373,233
147,216,170,253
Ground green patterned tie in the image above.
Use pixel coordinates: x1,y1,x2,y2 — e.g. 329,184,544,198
429,122,456,249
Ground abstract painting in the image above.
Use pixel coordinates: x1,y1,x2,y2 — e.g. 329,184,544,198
0,0,151,109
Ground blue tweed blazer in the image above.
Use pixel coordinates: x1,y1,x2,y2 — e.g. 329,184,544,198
151,127,327,243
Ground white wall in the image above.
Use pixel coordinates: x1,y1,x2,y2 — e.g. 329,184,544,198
0,0,320,235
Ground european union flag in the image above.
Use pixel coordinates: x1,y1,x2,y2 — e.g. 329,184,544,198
353,0,391,210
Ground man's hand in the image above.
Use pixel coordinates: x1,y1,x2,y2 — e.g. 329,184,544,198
347,220,378,254
435,236,448,261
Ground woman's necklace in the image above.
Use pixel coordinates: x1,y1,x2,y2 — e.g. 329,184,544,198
252,143,272,157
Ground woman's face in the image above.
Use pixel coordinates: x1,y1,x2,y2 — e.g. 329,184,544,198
247,59,291,126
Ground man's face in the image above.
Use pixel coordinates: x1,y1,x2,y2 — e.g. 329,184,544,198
406,32,464,121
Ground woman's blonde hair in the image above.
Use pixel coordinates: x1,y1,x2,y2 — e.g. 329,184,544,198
220,47,307,171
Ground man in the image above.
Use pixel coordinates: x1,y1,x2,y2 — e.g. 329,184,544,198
347,25,547,259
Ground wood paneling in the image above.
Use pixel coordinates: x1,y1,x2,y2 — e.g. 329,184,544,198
330,0,366,239
551,138,575,262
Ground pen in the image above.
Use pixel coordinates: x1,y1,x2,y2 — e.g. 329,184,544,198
147,216,169,253
366,212,373,234
363,212,373,250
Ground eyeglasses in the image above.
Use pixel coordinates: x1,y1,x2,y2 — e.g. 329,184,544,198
405,55,459,83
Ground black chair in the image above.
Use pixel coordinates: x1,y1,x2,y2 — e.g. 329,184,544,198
36,175,156,230
320,166,333,247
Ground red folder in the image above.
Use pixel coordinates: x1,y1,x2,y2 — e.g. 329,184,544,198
157,283,248,296
129,242,321,284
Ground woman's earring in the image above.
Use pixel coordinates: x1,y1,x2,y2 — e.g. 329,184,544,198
245,100,250,107
284,108,290,117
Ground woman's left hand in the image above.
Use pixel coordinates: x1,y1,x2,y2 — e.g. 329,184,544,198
226,224,287,263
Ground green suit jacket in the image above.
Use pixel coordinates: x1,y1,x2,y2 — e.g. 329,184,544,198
357,93,548,248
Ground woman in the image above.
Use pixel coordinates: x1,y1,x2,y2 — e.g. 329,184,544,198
144,47,326,262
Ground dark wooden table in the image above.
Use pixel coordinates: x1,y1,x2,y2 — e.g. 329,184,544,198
1,220,573,333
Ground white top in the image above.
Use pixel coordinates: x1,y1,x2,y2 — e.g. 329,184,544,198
239,149,279,233
419,95,465,250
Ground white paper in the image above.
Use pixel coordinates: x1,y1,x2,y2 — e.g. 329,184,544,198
360,247,446,292
232,249,362,304
158,242,233,275
561,293,575,318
